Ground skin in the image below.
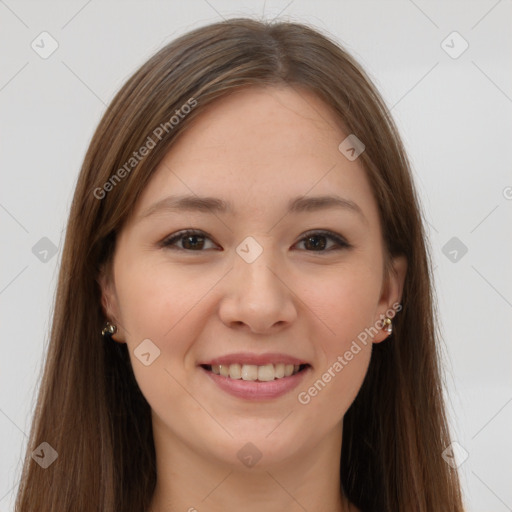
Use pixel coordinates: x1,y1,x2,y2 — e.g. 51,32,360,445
100,85,407,512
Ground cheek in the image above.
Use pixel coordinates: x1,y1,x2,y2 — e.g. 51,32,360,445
110,261,198,402
299,260,382,343
113,257,228,400
296,291,374,423
114,258,214,344
113,259,206,412
294,264,379,410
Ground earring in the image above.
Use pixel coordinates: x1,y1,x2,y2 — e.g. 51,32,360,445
383,317,393,336
101,321,117,339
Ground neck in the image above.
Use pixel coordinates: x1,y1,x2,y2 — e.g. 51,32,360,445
147,416,352,512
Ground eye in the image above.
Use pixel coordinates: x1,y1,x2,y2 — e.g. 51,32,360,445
161,230,218,251
295,230,351,252
160,229,351,252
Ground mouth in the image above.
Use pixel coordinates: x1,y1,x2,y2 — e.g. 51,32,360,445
199,359,312,401
200,363,310,381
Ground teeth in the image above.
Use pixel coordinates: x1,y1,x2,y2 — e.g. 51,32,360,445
229,363,241,379
209,363,304,381
257,364,275,382
241,364,258,381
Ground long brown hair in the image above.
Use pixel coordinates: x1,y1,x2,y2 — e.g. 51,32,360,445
14,17,465,512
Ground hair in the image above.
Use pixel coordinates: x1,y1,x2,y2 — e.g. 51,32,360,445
14,17,465,512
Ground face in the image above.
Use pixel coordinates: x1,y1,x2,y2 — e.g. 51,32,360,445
100,85,406,470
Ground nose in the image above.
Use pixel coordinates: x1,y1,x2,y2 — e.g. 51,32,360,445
218,247,298,334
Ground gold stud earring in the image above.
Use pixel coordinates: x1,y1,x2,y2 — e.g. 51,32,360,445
101,321,117,339
383,317,393,336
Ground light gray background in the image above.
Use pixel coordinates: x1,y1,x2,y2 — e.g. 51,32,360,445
1,1,511,511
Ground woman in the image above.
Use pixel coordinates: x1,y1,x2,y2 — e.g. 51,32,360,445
14,17,465,512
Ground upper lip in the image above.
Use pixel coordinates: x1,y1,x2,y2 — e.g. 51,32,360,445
199,352,310,366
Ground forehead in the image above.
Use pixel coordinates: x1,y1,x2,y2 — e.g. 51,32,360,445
131,85,380,228
172,85,347,166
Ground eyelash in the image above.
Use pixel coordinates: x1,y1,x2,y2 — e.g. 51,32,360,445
160,229,351,253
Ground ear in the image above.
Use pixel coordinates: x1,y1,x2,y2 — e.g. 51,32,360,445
372,254,407,344
97,265,125,344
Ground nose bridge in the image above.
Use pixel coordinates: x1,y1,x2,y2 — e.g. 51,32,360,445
218,233,297,332
234,234,283,299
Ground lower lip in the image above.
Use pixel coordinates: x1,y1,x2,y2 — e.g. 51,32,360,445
200,366,311,400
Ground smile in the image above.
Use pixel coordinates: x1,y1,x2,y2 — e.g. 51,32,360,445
201,363,309,381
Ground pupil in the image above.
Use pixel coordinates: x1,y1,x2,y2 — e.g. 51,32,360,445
306,235,326,250
183,235,203,250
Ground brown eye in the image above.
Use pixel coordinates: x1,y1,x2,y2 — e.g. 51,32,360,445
161,229,351,253
296,231,351,252
161,230,218,251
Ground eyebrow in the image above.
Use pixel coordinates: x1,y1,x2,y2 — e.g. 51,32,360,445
138,194,367,224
